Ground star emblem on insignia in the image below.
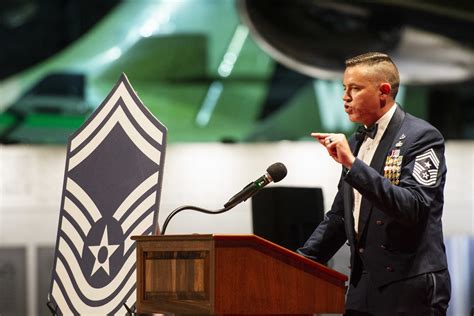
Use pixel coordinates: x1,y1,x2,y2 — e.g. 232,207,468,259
424,161,432,168
422,171,430,179
88,226,120,276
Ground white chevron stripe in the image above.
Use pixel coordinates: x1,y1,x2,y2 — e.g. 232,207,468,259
71,81,163,151
52,280,74,315
55,259,136,314
68,106,161,171
61,216,85,256
413,165,425,172
416,152,431,160
121,193,156,233
124,212,155,255
124,291,136,314
63,196,92,236
427,148,439,166
419,180,436,186
66,178,102,222
416,148,439,167
58,237,135,300
113,172,158,221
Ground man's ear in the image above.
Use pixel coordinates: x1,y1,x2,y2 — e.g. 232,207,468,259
380,83,391,96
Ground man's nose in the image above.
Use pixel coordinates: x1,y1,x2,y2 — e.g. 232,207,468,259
342,91,350,101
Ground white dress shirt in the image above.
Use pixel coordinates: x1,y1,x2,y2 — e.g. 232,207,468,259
353,104,397,234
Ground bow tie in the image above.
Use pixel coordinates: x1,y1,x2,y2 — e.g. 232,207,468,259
356,124,378,142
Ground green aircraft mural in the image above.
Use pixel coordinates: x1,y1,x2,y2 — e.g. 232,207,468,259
0,0,472,144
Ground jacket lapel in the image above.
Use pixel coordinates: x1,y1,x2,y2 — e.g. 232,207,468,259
343,137,361,243
357,105,406,235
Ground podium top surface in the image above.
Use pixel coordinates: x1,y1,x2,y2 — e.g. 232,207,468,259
132,234,348,283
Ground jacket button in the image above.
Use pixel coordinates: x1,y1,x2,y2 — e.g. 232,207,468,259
358,248,364,254
386,266,394,272
380,244,387,249
376,220,384,225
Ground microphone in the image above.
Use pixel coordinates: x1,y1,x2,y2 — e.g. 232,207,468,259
160,162,287,235
224,162,287,208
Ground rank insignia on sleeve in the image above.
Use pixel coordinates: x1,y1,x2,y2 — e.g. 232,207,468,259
412,148,440,186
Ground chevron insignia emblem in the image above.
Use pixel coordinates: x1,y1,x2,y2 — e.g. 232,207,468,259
412,148,439,186
49,74,167,314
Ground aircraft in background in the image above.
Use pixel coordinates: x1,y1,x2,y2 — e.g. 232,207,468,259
0,0,473,144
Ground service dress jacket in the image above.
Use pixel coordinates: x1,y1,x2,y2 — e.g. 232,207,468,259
298,105,448,288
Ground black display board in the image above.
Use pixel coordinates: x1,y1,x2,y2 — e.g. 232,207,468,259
252,186,324,251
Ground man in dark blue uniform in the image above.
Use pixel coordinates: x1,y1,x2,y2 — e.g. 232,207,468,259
298,52,451,315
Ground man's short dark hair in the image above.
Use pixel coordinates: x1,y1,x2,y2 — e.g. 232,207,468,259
345,52,394,67
345,52,400,98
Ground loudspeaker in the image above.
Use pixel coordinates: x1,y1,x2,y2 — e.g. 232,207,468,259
251,186,324,251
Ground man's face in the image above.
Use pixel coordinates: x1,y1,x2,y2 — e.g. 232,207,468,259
342,65,383,126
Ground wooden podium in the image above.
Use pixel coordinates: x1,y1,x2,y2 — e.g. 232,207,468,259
132,234,347,315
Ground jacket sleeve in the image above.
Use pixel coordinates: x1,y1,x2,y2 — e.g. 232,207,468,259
344,127,446,226
296,173,348,264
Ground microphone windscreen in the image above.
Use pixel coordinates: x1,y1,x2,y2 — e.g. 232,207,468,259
267,162,287,182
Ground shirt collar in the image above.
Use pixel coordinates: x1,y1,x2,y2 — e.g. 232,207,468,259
372,103,397,139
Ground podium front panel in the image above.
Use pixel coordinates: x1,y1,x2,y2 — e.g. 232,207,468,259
134,236,215,314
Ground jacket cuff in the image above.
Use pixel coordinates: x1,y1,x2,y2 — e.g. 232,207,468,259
343,158,368,188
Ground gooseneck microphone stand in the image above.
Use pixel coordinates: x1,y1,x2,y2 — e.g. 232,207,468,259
160,204,236,235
